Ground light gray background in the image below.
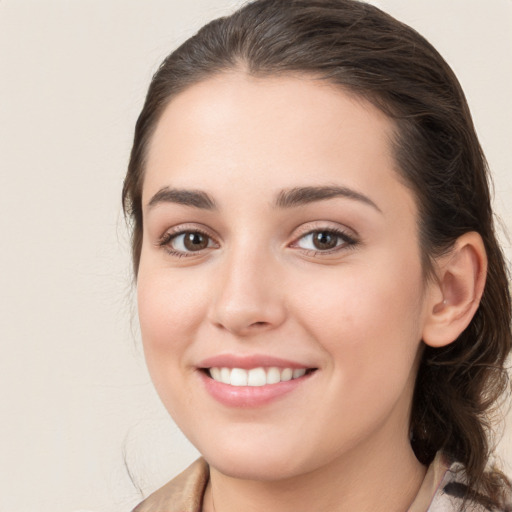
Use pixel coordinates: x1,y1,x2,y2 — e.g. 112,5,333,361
0,1,510,511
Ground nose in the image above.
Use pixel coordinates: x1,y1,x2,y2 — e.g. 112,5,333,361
207,248,287,337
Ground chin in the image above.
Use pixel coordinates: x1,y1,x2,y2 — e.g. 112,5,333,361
195,434,313,481
206,453,307,481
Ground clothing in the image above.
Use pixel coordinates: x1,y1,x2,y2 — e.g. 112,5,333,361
132,453,509,512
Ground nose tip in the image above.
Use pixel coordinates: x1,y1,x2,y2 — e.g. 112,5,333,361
208,265,286,337
213,297,283,336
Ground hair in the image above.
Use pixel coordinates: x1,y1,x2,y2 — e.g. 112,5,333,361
123,0,512,507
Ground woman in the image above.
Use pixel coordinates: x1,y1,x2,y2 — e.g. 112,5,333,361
123,0,512,510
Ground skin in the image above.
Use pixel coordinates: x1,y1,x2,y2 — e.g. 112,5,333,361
136,72,483,512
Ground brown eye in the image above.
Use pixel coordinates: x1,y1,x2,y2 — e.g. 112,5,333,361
295,229,356,252
312,231,338,250
183,232,209,251
169,231,213,253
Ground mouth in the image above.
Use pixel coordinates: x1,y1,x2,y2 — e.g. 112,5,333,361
203,366,317,387
197,354,319,406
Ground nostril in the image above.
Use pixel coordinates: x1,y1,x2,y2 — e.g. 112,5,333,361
251,321,269,328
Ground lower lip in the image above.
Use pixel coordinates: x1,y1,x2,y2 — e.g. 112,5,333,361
199,370,315,408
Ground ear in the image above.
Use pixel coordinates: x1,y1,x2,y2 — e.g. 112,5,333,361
422,232,487,348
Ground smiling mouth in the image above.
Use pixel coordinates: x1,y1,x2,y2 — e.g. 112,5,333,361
204,367,317,387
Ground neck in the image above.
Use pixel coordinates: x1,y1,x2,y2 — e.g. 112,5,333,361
204,431,426,512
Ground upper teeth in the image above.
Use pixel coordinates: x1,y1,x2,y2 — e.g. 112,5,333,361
209,367,307,386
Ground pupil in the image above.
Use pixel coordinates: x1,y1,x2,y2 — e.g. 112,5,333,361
184,232,208,251
314,232,336,250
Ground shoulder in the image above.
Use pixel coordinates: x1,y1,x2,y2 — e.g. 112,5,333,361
131,458,209,512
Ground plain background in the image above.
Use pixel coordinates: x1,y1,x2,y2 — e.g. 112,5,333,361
0,1,511,511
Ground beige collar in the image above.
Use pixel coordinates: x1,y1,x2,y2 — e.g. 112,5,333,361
408,452,450,512
132,458,209,512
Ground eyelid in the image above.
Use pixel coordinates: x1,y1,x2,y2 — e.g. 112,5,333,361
291,220,358,240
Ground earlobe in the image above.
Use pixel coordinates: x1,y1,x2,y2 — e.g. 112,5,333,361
422,232,487,348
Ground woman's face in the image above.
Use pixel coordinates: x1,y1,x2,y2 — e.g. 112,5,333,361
137,73,433,480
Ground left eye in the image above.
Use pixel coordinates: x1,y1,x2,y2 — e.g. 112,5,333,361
295,230,351,251
169,231,214,252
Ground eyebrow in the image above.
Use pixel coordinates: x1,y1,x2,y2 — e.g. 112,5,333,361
147,187,217,211
274,186,381,212
146,184,381,213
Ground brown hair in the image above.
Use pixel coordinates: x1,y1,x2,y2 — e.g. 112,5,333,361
123,0,512,507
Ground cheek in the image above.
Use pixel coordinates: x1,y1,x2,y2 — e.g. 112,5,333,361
292,253,425,386
136,269,209,374
296,259,423,333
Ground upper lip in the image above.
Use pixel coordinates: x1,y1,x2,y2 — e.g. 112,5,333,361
197,354,316,370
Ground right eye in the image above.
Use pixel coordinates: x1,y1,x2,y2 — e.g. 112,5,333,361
159,230,217,256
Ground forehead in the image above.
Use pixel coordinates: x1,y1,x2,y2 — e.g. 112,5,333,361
143,72,414,218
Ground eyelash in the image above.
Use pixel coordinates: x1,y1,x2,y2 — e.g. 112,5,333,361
157,226,358,258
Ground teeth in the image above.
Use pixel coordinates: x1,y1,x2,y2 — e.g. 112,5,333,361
210,367,221,381
230,368,248,386
247,367,266,386
293,368,306,378
220,367,231,385
267,367,281,384
281,368,293,381
208,366,310,386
